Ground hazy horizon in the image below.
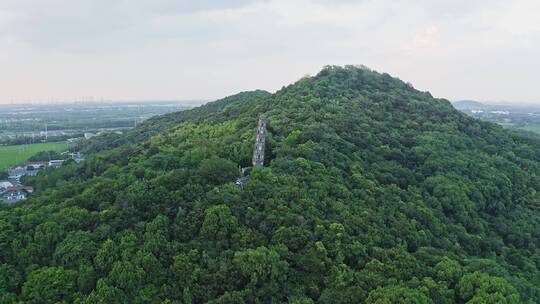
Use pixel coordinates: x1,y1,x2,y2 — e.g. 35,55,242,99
1,0,539,105
4,97,540,107
0,99,208,106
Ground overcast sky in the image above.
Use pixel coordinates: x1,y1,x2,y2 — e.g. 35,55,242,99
0,0,539,104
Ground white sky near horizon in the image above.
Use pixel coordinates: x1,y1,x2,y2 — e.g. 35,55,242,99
0,0,539,105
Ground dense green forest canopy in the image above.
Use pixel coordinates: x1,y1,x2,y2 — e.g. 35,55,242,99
2,65,540,303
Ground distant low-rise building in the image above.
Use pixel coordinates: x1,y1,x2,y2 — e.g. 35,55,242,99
4,157,68,203
1,183,33,203
8,160,61,179
490,110,510,115
1,189,27,203
66,152,85,163
8,163,43,181
48,159,65,168
8,167,34,181
8,184,33,193
27,162,47,170
0,180,13,189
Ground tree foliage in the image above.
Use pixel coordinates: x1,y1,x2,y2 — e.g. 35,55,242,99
2,66,540,302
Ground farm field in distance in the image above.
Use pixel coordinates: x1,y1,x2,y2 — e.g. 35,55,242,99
453,100,540,135
520,125,540,133
0,142,69,170
0,101,196,145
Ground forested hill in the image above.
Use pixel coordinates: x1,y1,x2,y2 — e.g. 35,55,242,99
3,65,540,303
80,90,271,153
126,89,271,145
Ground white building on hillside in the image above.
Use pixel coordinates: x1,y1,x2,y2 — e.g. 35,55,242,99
0,180,13,189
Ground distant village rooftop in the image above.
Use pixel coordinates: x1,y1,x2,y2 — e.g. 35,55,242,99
2,152,85,204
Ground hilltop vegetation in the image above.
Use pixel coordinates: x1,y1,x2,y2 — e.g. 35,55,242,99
2,66,540,303
79,90,271,154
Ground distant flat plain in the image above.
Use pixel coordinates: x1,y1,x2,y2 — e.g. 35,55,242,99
453,100,540,135
0,142,68,170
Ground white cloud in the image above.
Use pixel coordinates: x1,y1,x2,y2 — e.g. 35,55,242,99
408,26,440,50
0,0,539,103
